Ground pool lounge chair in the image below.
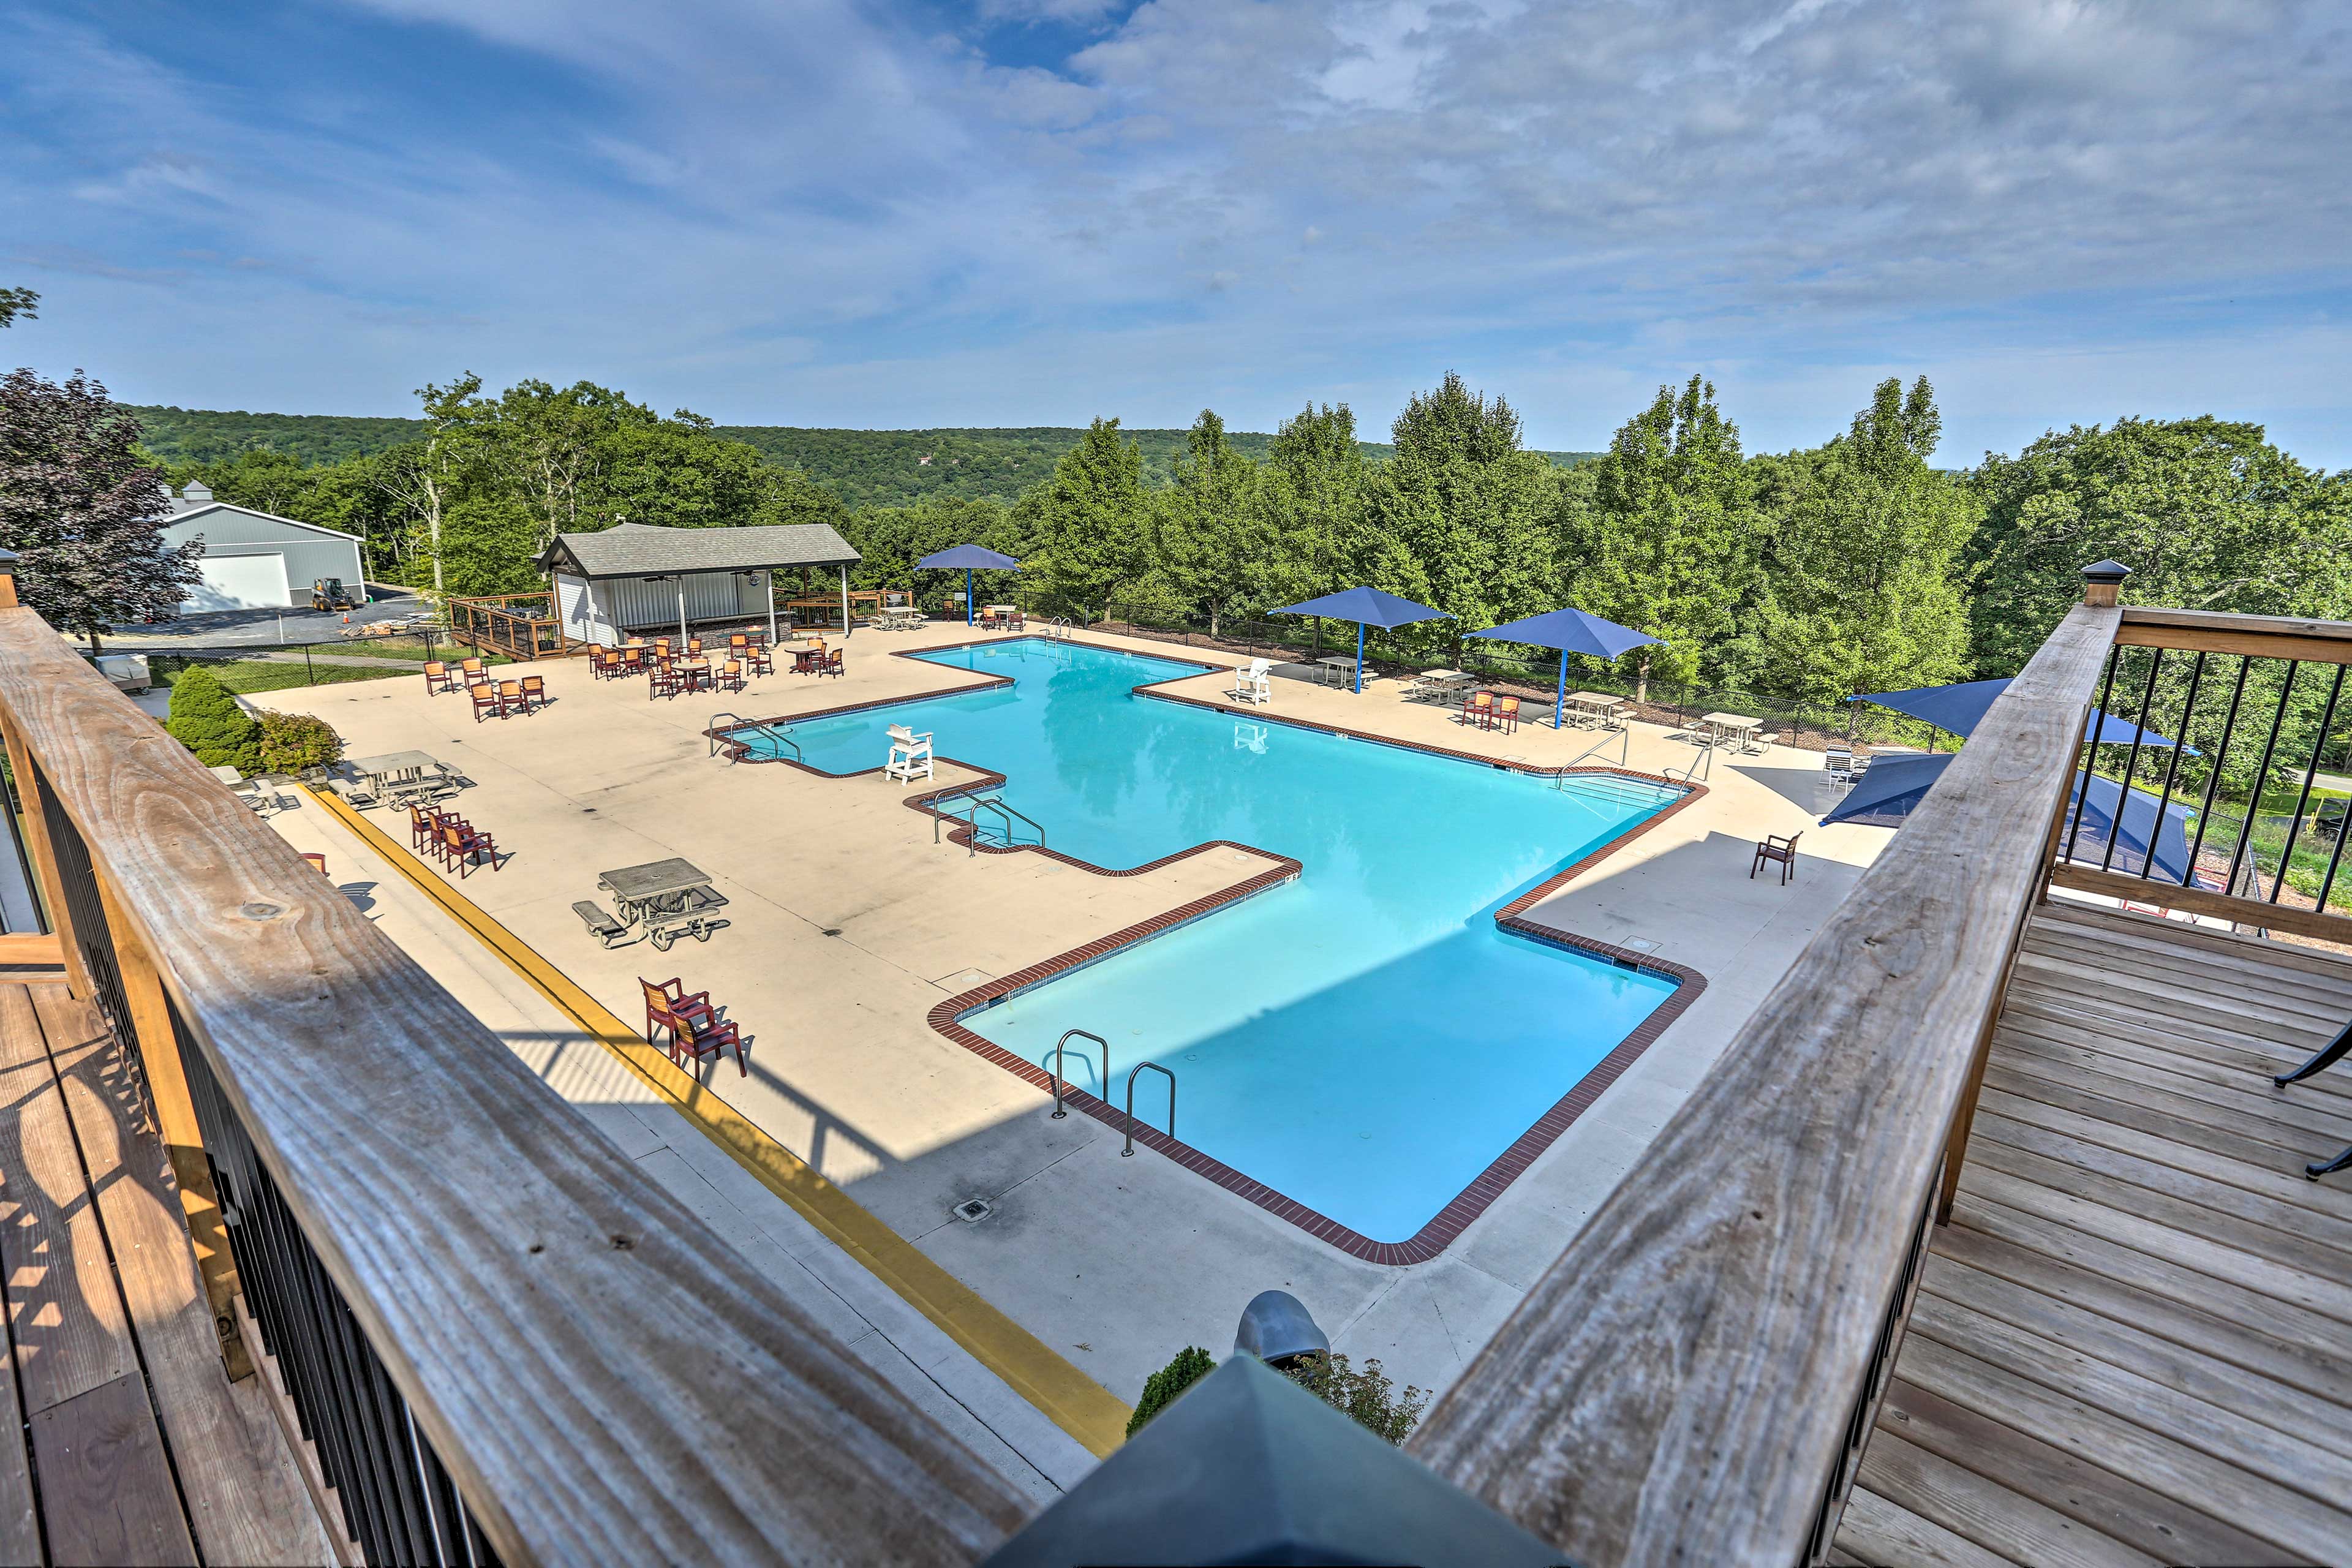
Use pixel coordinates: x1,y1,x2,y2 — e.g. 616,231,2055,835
1229,659,1273,706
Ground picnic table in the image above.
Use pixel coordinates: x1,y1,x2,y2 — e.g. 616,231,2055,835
1409,670,1477,705
1564,691,1630,729
339,750,458,809
1316,655,1363,689
597,858,730,951
1699,711,1764,751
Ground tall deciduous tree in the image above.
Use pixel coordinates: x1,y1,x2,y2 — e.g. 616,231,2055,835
1567,375,1758,695
0,369,200,650
1025,417,1152,618
1366,372,1559,646
1966,416,2352,673
1259,401,1365,601
1745,377,1978,704
371,374,488,600
1154,410,1273,633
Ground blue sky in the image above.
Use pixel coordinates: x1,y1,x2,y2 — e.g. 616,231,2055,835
4,0,2349,465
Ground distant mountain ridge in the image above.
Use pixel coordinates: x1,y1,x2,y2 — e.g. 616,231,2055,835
126,405,1600,510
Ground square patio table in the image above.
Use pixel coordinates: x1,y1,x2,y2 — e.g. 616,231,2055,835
1410,671,1476,705
1699,711,1763,748
598,858,728,950
1316,655,1363,689
1564,692,1630,728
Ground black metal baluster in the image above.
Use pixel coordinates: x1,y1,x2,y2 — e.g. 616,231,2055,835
2146,652,2204,882
2064,646,2123,865
2184,656,2252,888
2100,649,2165,872
2271,663,2346,903
2226,663,2301,900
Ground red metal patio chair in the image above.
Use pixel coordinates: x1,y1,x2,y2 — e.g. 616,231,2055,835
423,660,457,694
819,647,845,679
1494,696,1521,735
1460,690,1496,729
520,674,548,711
469,683,504,723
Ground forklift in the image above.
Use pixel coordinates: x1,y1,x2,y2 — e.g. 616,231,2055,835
311,578,356,611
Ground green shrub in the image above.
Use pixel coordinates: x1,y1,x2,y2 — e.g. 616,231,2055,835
1281,1352,1429,1444
256,710,344,774
165,666,260,772
1126,1346,1215,1438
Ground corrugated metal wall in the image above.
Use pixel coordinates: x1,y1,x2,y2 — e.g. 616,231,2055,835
160,510,366,608
554,574,619,647
596,571,771,631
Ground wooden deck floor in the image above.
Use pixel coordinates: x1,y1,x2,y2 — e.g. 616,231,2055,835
1833,901,2352,1567
0,978,336,1566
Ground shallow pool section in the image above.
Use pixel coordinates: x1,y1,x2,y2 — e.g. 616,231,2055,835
748,639,1685,1245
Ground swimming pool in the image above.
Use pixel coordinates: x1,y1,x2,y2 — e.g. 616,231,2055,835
740,638,1694,1253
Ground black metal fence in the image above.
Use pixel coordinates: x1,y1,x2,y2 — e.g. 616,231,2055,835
34,785,500,1568
115,624,499,696
1088,601,1957,756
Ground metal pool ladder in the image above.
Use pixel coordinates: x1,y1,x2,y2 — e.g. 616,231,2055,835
1122,1061,1177,1156
931,785,1047,854
1048,1030,1108,1118
707,712,801,764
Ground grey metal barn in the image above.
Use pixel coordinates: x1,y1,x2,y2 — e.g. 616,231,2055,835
535,521,862,647
160,483,368,613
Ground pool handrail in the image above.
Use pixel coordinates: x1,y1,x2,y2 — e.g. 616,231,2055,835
1048,1029,1109,1119
1121,1061,1177,1156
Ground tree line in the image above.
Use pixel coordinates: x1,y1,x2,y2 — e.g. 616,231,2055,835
17,327,2348,706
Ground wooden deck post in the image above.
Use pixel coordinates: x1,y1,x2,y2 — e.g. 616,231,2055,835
0,713,93,1000
94,869,253,1379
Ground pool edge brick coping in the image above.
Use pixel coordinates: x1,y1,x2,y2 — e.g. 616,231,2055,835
709,630,1715,1266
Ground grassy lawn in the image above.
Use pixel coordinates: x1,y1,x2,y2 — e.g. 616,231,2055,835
153,659,414,695
331,636,511,665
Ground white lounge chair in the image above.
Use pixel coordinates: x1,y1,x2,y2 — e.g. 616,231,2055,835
885,724,934,783
1229,659,1273,706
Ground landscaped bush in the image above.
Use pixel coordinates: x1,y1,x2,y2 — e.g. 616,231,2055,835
256,710,344,774
1126,1346,1215,1438
1280,1352,1429,1444
164,666,260,773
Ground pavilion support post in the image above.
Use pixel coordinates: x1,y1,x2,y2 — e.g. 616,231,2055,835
840,565,851,639
675,579,687,644
764,572,777,646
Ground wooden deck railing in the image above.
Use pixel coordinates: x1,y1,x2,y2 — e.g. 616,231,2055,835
1406,568,2124,1565
450,592,567,660
0,591,1031,1563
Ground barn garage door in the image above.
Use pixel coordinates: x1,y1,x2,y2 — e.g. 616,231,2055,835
185,552,291,612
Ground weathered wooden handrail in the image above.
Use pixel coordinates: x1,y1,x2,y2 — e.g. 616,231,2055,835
2114,603,2352,663
0,605,1027,1565
1406,590,2119,1565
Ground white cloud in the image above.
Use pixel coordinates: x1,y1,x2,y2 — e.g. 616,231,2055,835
1,0,2347,463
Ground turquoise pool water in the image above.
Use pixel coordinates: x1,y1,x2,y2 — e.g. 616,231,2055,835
750,639,1681,1243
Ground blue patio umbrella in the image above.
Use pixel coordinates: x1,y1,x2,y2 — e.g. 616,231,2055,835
1268,587,1449,693
1850,678,2181,750
1467,607,1662,730
918,545,1021,625
1821,754,2196,881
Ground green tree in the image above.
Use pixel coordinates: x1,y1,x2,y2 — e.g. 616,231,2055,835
371,374,489,600
1257,402,1367,602
1127,1346,1215,1438
1025,417,1152,617
1566,376,1760,696
0,287,35,329
1966,416,2352,674
165,667,261,772
1364,372,1559,650
1153,410,1278,633
0,369,202,650
1743,377,1979,704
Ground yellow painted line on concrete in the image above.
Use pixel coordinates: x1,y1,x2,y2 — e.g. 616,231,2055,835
301,783,1132,1457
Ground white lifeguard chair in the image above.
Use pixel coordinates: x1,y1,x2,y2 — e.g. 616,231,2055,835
886,724,934,783
1229,658,1273,706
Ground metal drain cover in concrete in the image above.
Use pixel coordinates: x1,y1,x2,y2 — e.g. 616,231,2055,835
951,1198,995,1224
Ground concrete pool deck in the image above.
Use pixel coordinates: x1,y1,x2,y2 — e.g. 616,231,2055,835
251,620,1891,1434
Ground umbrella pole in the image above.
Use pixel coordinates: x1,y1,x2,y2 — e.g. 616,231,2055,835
965,568,973,626
1355,622,1364,695
1556,649,1567,729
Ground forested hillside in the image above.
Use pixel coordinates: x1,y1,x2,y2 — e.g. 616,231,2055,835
127,405,1597,508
